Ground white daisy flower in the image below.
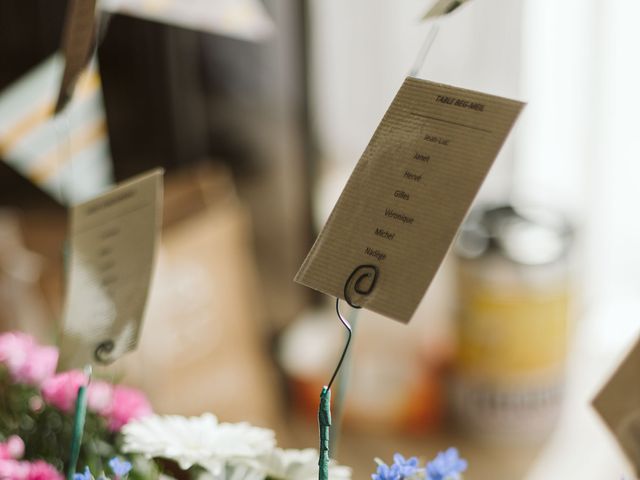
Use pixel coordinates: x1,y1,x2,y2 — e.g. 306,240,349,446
259,448,352,480
121,413,276,476
195,464,266,480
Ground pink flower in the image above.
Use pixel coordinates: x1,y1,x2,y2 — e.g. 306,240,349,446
87,380,113,416
0,436,25,460
0,459,64,480
40,370,87,413
29,396,44,413
41,370,153,429
107,385,152,431
25,460,63,480
0,459,30,479
20,346,58,386
0,332,58,386
0,332,33,381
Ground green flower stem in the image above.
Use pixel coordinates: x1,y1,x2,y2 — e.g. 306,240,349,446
66,383,88,480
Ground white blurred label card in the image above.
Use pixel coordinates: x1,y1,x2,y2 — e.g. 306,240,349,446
594,336,640,473
295,77,523,323
58,169,163,370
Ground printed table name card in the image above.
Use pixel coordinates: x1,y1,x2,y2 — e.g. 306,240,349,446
58,169,163,370
295,77,523,323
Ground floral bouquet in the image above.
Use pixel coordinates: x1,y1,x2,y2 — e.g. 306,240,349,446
0,330,467,480
117,414,467,480
0,331,152,479
118,413,351,480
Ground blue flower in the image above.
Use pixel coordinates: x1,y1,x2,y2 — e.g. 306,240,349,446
372,462,402,480
74,467,94,480
426,448,467,480
393,453,420,477
109,457,132,478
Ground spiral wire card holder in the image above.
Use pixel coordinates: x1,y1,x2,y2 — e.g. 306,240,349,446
317,298,355,480
316,10,444,476
317,263,377,480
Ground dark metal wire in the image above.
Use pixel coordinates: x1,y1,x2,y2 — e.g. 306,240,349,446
326,298,353,390
343,264,378,308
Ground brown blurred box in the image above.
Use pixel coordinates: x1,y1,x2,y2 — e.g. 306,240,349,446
112,163,282,427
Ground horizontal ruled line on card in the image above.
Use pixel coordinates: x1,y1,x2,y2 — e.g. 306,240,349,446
410,112,493,133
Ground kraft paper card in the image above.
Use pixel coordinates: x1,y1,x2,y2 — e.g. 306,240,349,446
295,77,523,323
594,335,640,473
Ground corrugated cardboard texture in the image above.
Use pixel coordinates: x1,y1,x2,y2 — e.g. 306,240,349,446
296,77,523,323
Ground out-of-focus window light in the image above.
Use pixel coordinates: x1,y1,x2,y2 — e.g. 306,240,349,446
518,0,640,348
513,2,640,478
517,0,595,215
590,0,640,341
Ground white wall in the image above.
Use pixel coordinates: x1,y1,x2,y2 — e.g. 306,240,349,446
309,0,524,221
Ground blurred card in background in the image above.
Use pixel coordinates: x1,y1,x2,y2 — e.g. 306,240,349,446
99,0,274,41
594,335,640,475
58,169,163,370
56,0,98,113
0,54,113,205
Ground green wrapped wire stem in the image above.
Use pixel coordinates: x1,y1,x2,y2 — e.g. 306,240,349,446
318,386,331,480
317,298,353,479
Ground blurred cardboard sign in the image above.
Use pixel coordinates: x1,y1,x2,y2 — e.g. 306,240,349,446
422,0,471,20
295,77,523,323
99,0,274,41
56,0,98,113
594,336,640,474
0,54,113,205
58,169,163,370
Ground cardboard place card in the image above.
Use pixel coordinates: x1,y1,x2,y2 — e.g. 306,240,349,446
58,169,163,370
56,0,98,113
422,0,471,20
594,336,640,473
296,77,524,323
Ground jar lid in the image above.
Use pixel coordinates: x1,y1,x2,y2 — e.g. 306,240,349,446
455,204,572,265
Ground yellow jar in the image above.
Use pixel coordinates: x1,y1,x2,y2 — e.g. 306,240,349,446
452,205,573,441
